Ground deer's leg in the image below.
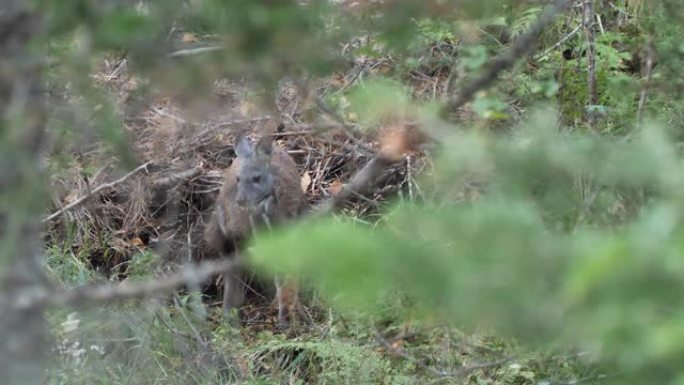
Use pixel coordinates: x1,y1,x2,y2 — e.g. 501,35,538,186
275,274,298,330
222,267,245,325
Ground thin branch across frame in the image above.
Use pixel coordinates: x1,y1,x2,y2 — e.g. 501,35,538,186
6,259,239,311
43,161,154,223
443,0,577,114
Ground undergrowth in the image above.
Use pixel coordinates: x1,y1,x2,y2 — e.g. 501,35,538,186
36,1,684,384
46,272,595,385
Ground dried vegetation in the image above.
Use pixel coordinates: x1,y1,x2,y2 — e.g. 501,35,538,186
44,50,437,329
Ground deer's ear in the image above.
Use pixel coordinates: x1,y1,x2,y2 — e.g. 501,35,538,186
255,136,273,161
235,135,253,157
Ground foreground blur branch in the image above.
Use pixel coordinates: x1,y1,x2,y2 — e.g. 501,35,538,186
444,0,576,114
5,259,238,311
0,2,49,384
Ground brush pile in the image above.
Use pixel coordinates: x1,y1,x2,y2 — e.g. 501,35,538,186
44,56,428,314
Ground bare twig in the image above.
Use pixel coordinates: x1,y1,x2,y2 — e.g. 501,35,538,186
534,25,581,61
43,161,153,223
604,0,630,17
216,115,272,128
595,14,605,35
153,166,203,190
315,154,396,213
5,258,239,311
636,38,656,124
444,0,577,114
168,45,225,58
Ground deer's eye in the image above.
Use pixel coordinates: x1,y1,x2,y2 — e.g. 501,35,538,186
235,176,241,183
252,175,262,183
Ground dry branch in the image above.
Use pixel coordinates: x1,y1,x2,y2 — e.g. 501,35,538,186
316,154,396,213
168,45,225,58
216,115,272,128
534,25,581,61
43,161,153,223
444,0,577,114
152,166,203,190
7,259,239,311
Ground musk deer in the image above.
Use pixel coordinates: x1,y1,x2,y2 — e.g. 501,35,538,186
204,135,307,327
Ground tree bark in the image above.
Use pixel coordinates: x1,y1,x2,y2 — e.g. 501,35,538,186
583,0,598,128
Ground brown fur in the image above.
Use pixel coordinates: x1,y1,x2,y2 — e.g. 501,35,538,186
204,136,307,327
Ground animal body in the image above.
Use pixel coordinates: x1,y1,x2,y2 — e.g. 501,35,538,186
204,135,307,327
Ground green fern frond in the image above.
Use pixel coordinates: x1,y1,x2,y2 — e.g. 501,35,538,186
510,6,543,38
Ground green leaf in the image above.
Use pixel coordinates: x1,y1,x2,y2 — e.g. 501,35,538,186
348,78,412,127
461,45,488,71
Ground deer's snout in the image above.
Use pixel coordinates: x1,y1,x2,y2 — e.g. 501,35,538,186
235,191,247,207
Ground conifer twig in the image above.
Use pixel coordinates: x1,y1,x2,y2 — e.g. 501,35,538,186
5,259,239,311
